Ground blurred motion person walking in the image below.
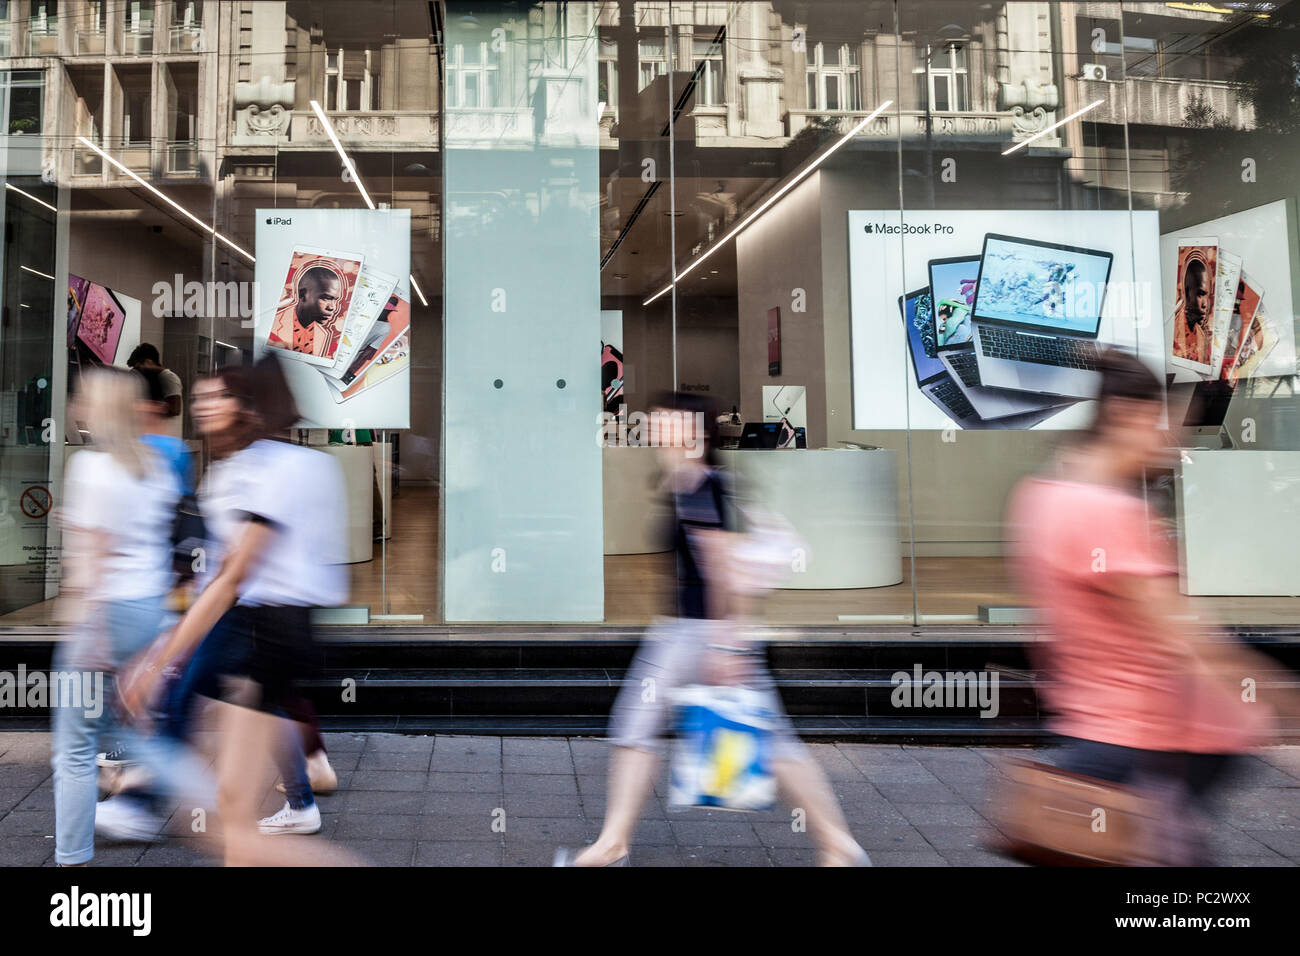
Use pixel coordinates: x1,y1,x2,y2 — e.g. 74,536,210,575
1007,349,1275,864
51,368,181,865
557,392,869,867
119,355,351,865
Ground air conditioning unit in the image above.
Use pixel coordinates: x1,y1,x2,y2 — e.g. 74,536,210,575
1081,63,1109,82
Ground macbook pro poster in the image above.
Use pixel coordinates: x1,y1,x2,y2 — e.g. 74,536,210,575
847,210,1165,431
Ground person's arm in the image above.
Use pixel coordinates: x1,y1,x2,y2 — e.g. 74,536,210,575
118,518,275,715
165,395,182,418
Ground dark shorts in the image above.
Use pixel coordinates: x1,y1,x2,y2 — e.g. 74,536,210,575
217,605,316,715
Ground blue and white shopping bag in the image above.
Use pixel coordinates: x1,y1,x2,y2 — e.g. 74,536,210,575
669,685,777,812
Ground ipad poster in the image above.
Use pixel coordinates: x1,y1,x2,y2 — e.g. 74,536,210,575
847,209,1165,431
1159,200,1297,384
255,208,412,429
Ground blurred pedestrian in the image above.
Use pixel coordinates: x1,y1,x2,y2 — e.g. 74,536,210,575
556,392,869,867
51,368,181,865
118,355,351,864
1007,348,1275,864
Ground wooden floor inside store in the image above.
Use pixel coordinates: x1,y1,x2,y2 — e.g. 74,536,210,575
5,483,1299,630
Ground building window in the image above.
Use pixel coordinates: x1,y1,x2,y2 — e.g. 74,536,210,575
170,0,202,53
325,49,381,112
597,35,616,110
806,41,861,111
126,1,154,54
691,34,725,106
446,41,499,109
638,36,667,91
913,42,969,112
0,2,11,58
29,0,57,37
123,86,150,144
2,70,43,136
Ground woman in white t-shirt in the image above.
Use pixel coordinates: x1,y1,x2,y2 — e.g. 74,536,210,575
120,355,350,866
52,368,180,866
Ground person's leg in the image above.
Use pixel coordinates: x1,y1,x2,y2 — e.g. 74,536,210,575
274,711,314,811
51,667,103,865
771,756,865,866
214,694,350,866
574,747,660,866
573,620,693,866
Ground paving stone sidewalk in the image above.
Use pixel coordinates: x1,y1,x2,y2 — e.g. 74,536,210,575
2,733,1297,866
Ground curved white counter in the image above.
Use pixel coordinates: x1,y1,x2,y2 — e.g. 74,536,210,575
716,448,902,589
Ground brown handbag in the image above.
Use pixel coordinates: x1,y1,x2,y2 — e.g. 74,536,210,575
986,757,1168,866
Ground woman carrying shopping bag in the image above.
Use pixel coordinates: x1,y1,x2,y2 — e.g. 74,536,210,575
556,392,870,867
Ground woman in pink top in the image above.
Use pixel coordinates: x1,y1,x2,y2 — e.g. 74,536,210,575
1006,349,1273,863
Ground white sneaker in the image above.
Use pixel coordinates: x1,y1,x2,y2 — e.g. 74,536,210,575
257,801,322,836
94,796,163,843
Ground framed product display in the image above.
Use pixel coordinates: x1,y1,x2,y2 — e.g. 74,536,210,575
255,209,412,428
1169,239,1218,377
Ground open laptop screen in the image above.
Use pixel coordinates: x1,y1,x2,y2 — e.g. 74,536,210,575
928,256,980,348
972,234,1113,336
900,290,946,384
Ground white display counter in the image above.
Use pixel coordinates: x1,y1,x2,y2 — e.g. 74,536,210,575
602,444,670,555
716,448,902,589
1176,449,1300,596
321,445,377,564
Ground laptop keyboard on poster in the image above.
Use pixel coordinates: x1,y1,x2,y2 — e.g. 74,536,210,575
945,349,983,388
980,328,1100,370
930,378,976,421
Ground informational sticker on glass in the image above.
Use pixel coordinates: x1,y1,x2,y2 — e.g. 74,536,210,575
254,208,412,428
848,210,1165,430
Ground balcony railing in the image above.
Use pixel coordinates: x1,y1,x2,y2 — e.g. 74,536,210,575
788,108,1014,143
1078,76,1255,131
169,23,202,54
123,27,154,56
75,27,106,55
261,109,439,147
166,139,199,174
27,27,58,56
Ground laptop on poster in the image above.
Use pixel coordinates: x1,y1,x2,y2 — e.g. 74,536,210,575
899,290,1069,431
927,256,1076,420
969,234,1113,400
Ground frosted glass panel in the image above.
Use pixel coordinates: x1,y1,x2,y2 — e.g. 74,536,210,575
442,2,604,621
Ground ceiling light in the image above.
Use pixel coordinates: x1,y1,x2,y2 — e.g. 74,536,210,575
21,264,55,281
311,100,375,209
6,182,56,213
76,136,255,262
1002,99,1104,155
410,273,429,307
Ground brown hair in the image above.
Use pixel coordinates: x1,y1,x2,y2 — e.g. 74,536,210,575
204,354,300,458
1084,348,1162,438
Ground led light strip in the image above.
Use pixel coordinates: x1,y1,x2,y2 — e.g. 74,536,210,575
1002,98,1104,156
77,136,255,262
6,181,57,213
311,99,375,210
21,264,55,281
409,273,428,307
643,100,894,306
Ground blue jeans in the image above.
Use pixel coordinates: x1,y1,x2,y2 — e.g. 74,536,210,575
52,598,220,864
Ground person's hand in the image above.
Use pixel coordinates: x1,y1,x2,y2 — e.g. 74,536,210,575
117,635,172,726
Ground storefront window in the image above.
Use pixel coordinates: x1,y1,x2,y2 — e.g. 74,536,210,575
1,1,1298,634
